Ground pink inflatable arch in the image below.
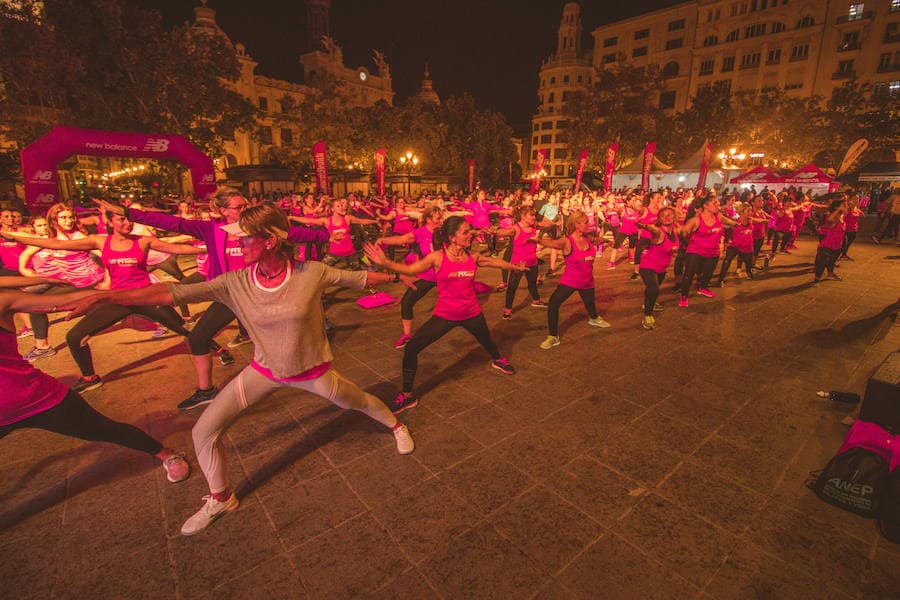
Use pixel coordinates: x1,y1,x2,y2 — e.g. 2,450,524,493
21,126,217,214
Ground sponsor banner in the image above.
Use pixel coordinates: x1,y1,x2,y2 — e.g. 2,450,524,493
313,140,329,194
641,142,656,191
838,139,868,176
574,148,588,191
374,148,386,196
604,143,618,191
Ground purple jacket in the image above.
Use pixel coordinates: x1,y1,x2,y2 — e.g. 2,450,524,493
125,208,329,280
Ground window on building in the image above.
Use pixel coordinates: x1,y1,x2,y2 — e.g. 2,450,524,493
577,75,583,83
668,18,685,31
547,92,555,103
848,3,865,21
837,59,855,75
550,77,556,84
563,75,570,84
562,91,571,102
741,2,748,14
892,0,900,12
662,61,680,77
888,23,900,41
796,15,814,28
699,59,715,75
703,35,719,46
554,165,565,177
716,7,722,18
533,136,538,145
731,3,738,17
603,53,617,64
766,48,781,64
751,0,758,10
659,90,677,109
603,36,618,47
634,28,650,40
540,134,552,144
541,121,553,130
740,52,761,68
722,56,736,71
707,9,713,22
771,22,786,33
258,96,268,111
280,128,293,145
533,123,539,131
557,120,568,129
745,23,766,37
839,30,860,50
725,29,740,42
878,52,892,70
665,38,684,50
632,46,648,58
259,126,273,144
790,43,809,60
553,148,567,159
532,150,537,160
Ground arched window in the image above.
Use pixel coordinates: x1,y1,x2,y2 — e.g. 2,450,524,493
797,15,814,28
662,61,680,78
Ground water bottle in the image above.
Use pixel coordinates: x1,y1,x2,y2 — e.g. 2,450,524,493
817,390,861,404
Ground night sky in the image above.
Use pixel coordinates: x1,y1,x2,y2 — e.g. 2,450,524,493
136,0,682,135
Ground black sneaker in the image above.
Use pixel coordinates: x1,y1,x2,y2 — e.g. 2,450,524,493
218,349,234,366
178,387,219,411
227,334,251,348
389,392,418,415
71,376,102,393
491,358,516,375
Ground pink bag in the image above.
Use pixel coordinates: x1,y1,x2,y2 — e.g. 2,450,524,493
837,420,896,463
356,291,398,309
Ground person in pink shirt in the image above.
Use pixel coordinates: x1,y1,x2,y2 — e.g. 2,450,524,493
492,206,549,321
677,196,739,306
608,194,641,269
814,198,847,283
716,205,764,286
636,207,682,330
291,197,380,270
840,195,862,260
363,216,524,414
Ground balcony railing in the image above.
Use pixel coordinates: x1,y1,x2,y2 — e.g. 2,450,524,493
765,58,781,65
837,40,861,52
877,63,900,73
739,62,760,70
831,70,857,80
837,11,873,24
789,54,809,62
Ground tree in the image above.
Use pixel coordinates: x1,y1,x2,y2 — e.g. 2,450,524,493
0,0,258,156
821,81,900,169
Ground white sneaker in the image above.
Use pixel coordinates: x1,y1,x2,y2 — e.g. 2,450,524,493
180,494,239,536
393,424,415,455
588,317,611,328
540,335,560,350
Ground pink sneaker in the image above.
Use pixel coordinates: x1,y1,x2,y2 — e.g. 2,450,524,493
393,334,412,349
606,262,616,270
697,288,716,298
678,296,689,308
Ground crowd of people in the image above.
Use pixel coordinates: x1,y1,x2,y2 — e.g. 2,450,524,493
0,181,892,536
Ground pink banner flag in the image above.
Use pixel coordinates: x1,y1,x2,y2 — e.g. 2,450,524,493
696,143,714,191
374,148,386,196
641,142,656,191
574,148,589,191
530,149,547,194
468,159,475,192
313,140,329,194
604,143,618,192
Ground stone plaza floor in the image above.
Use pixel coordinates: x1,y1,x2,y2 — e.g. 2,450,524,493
2,237,899,599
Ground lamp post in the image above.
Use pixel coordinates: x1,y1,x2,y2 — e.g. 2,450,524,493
399,151,419,196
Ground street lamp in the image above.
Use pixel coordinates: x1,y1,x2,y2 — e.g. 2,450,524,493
399,151,419,196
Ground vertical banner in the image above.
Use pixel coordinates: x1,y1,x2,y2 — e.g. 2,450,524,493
468,159,475,192
530,149,547,194
604,143,618,192
374,147,386,196
574,148,589,191
641,142,656,191
696,142,714,191
837,138,869,176
312,140,329,194
508,160,513,187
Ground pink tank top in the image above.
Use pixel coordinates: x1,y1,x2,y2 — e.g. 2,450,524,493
327,215,354,257
393,210,413,235
686,214,723,258
28,247,57,276
639,208,659,240
775,209,794,232
559,236,596,290
102,236,150,290
845,209,860,233
510,224,538,267
0,328,68,426
730,224,754,253
0,239,23,271
433,251,480,321
224,237,245,272
752,210,767,239
618,208,639,235
640,230,678,274
407,226,437,282
49,232,105,289
819,219,845,250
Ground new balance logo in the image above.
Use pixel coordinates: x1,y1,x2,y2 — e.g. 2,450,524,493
30,170,54,182
142,138,170,152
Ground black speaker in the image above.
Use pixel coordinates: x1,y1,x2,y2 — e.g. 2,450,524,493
860,352,900,433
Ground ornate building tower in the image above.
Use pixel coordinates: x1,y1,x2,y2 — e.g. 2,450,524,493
415,63,441,105
530,2,592,183
305,0,331,52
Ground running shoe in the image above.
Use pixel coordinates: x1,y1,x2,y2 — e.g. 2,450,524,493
502,310,513,321
587,317,611,328
642,315,655,330
716,280,726,288
530,299,549,308
150,327,169,339
393,334,412,349
16,327,33,339
178,387,218,411
641,302,664,313
678,296,689,308
227,334,251,348
495,282,508,291
870,235,880,244
491,358,516,375
218,349,234,366
629,272,639,281
23,346,56,362
71,376,102,393
389,392,418,415
697,288,716,298
181,494,239,536
392,424,415,454
545,269,558,278
606,262,616,270
827,272,842,281
540,335,560,350
162,453,191,483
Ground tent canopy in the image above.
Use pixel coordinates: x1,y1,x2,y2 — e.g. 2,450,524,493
857,162,900,182
619,155,673,174
729,165,783,184
674,141,713,171
782,164,834,185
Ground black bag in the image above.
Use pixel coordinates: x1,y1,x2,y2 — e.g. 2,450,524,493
810,447,889,518
878,467,900,543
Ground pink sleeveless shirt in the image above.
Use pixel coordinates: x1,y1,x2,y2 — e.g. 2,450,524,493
639,208,659,240
819,219,845,250
0,328,68,426
393,210,414,235
433,252,481,321
510,224,538,267
686,215,723,258
0,239,23,271
49,231,105,288
844,209,860,233
102,236,150,290
407,226,437,282
327,215,354,257
730,224,754,253
618,208,639,235
640,230,679,274
559,236,596,290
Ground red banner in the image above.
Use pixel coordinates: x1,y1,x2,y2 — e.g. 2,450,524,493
604,143,618,191
574,148,589,191
468,159,475,192
641,142,656,191
313,140,329,194
374,147,386,196
508,161,513,187
696,143,714,191
530,149,547,194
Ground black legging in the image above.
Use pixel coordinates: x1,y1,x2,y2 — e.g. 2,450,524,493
673,239,688,278
633,237,651,266
500,242,514,284
718,247,753,281
187,300,235,355
639,269,665,316
753,237,765,258
841,232,857,257
814,247,840,278
28,283,83,340
151,255,185,281
771,230,791,252
402,313,500,392
67,304,191,376
400,279,437,321
547,284,597,336
505,265,539,309
680,252,718,296
0,389,162,454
